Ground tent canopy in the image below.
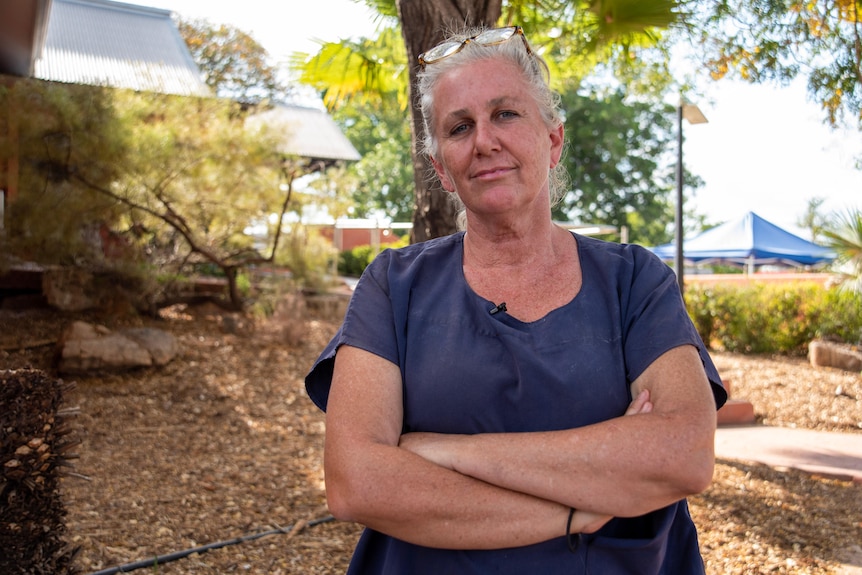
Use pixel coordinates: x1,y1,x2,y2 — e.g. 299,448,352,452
650,211,835,267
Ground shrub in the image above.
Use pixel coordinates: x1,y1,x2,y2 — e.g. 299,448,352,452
277,226,337,291
338,236,409,277
339,245,376,277
685,281,862,355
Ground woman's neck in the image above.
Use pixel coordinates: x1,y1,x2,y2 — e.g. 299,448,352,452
463,218,563,269
461,222,581,322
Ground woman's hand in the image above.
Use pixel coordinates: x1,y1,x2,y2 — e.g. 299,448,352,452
625,389,653,416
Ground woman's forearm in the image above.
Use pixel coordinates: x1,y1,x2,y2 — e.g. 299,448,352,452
399,348,718,518
400,410,713,519
325,437,596,549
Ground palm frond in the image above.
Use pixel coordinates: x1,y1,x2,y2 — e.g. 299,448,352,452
822,208,862,274
290,26,407,111
584,0,679,47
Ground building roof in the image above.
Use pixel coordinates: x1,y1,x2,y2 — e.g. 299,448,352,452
2,1,359,167
246,104,361,167
33,0,210,96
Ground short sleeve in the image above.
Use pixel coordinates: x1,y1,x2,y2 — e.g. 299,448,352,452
304,250,401,411
621,246,727,409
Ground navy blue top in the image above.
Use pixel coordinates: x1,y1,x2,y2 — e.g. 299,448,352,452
306,231,726,574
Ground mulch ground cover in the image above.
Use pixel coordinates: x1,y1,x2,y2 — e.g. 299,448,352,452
1,306,860,574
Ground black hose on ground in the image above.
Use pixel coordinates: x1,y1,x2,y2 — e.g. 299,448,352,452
87,514,336,575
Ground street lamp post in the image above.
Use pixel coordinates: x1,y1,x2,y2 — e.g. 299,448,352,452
675,100,708,293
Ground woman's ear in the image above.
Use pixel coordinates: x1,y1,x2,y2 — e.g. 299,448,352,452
430,155,454,192
549,122,564,169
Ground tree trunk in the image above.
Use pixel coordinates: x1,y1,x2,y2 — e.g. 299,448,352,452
224,265,244,312
397,0,502,242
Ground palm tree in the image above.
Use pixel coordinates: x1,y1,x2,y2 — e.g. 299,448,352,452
822,208,862,293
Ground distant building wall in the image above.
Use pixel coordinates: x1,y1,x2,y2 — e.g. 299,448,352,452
319,226,402,252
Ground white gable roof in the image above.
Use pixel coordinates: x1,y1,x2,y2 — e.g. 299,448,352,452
246,104,361,166
34,0,210,96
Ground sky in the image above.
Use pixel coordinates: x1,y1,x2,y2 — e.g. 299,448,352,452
141,0,862,234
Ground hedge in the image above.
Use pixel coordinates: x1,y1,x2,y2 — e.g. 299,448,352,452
685,282,862,356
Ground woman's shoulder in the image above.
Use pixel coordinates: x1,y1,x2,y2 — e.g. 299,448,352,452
373,232,464,268
575,233,663,267
362,232,464,289
574,233,674,292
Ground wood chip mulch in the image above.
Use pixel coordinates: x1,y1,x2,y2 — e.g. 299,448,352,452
1,307,860,575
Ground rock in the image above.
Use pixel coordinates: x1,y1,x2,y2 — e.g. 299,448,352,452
56,321,178,374
42,267,98,312
809,339,862,372
122,327,179,366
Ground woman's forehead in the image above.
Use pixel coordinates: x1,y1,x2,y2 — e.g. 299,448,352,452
434,58,529,108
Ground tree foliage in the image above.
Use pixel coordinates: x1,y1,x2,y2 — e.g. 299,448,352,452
557,89,686,245
75,91,290,310
798,196,829,241
822,207,862,291
292,26,408,110
178,18,288,103
292,0,685,240
334,101,416,222
0,78,125,266
2,76,310,311
686,0,862,127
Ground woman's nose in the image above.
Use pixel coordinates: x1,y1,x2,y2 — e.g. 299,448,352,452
473,121,501,155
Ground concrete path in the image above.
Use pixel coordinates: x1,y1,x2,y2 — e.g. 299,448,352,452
715,425,862,483
715,425,862,573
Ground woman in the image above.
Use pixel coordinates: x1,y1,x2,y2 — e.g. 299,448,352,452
306,25,727,574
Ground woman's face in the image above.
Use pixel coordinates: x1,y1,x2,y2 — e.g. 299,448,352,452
429,57,563,220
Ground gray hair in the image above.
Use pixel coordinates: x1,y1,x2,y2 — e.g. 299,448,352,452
416,26,568,226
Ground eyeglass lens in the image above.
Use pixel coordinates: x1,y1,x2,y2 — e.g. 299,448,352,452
420,26,521,65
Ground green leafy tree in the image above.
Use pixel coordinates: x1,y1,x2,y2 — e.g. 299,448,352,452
686,0,862,127
293,26,408,110
4,78,297,311
558,89,699,245
294,25,414,221
799,196,829,241
0,79,125,266
76,91,288,311
334,100,415,222
178,18,288,103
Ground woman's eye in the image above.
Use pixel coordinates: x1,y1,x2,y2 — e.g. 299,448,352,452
498,110,518,119
450,123,470,135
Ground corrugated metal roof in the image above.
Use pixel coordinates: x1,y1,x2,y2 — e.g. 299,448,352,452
246,104,361,165
33,0,210,96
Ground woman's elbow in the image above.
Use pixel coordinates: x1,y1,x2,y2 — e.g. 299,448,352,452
674,436,717,496
325,485,353,522
684,453,715,495
324,472,362,522
323,455,363,522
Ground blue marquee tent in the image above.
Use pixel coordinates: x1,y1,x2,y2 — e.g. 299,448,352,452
650,211,836,268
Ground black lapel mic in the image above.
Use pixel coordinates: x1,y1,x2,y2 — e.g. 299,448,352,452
489,302,507,315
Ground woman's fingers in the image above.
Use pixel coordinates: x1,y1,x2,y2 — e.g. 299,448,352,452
624,389,653,416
